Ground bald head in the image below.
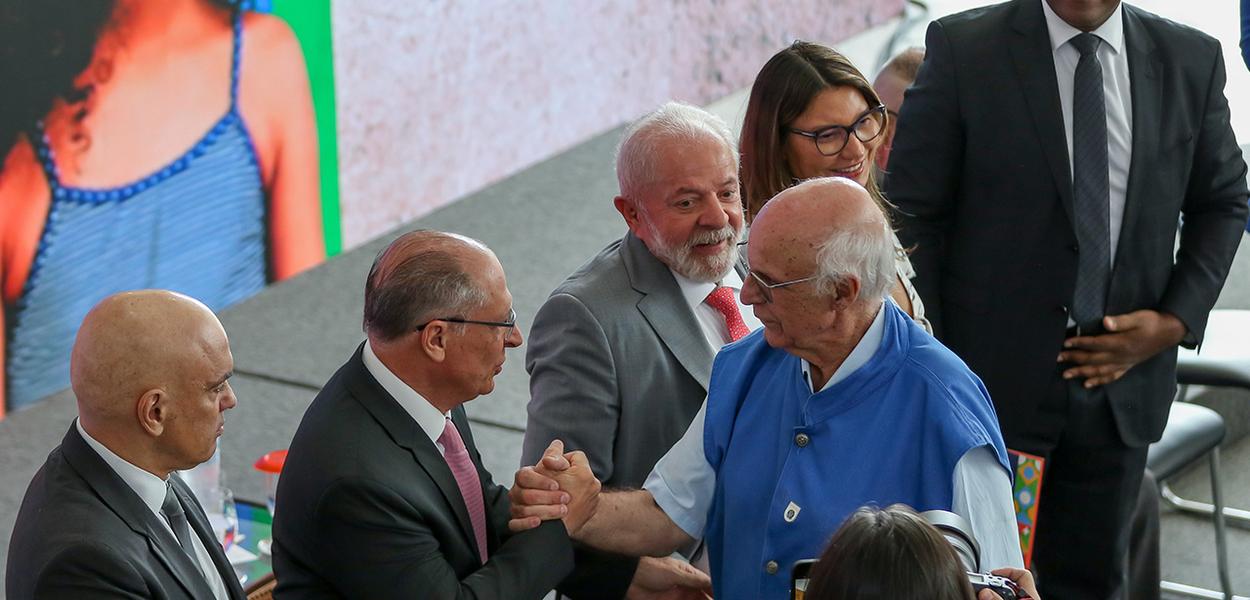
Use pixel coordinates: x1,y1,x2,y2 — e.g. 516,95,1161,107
72,291,221,417
71,290,236,475
364,230,494,342
752,178,894,304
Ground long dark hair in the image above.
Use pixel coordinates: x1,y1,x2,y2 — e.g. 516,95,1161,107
0,0,238,167
740,40,889,222
0,0,114,160
804,505,975,600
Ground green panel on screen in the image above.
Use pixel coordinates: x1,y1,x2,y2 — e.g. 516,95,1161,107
272,0,342,256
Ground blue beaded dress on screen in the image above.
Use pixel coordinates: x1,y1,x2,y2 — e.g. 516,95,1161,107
6,10,266,411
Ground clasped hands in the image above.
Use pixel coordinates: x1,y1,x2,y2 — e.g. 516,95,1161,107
508,439,600,536
1057,309,1187,388
509,441,713,599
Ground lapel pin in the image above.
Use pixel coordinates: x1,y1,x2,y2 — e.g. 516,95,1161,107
784,501,801,523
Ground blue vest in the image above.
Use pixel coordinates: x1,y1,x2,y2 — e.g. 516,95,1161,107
702,301,1009,600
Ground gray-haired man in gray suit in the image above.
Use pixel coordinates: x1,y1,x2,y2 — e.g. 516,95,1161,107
521,101,756,600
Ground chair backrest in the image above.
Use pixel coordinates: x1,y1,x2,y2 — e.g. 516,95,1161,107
245,572,277,600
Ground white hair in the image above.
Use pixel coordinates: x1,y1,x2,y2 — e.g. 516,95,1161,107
615,101,737,197
812,219,895,303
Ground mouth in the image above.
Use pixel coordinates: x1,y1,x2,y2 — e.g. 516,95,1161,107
829,161,865,181
690,238,729,255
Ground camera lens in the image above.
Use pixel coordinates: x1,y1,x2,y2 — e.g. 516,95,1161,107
919,510,981,572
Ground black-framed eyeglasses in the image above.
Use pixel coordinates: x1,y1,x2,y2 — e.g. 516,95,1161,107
416,308,517,331
746,270,818,304
788,105,887,157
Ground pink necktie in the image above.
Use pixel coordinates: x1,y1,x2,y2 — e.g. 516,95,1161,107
705,286,750,342
438,418,489,563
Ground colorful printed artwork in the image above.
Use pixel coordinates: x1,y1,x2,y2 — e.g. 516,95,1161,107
0,0,337,416
1009,449,1046,568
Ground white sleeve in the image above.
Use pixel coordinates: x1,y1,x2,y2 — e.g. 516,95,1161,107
643,401,717,540
952,445,1025,570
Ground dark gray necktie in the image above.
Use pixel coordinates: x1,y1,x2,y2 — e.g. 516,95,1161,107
161,484,197,560
1070,32,1111,332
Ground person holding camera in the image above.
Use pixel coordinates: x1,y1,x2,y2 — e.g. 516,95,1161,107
803,505,1040,600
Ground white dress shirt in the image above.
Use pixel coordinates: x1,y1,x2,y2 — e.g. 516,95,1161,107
363,341,450,454
669,268,763,349
76,419,231,600
644,302,1025,570
1042,0,1133,266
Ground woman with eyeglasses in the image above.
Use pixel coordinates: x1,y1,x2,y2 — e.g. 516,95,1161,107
740,41,931,333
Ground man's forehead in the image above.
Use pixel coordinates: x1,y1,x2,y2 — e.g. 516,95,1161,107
647,154,737,193
749,229,813,272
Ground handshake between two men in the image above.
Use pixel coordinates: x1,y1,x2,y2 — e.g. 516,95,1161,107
509,440,714,600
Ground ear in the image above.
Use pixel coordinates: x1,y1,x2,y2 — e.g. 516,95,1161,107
136,388,167,437
614,196,647,237
418,324,451,363
828,276,862,311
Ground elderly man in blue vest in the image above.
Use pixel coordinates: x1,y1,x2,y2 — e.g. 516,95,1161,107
513,177,1023,600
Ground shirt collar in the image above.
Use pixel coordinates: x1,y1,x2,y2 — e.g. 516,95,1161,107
801,299,887,393
1041,0,1124,55
75,418,170,517
670,268,745,312
362,340,448,444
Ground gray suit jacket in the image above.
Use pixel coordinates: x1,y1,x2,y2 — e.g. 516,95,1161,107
522,232,714,488
521,232,717,599
7,425,247,600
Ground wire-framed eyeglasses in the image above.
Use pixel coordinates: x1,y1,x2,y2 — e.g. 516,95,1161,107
788,105,887,157
416,308,517,331
746,270,818,303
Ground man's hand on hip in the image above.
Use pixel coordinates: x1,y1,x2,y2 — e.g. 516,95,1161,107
1057,309,1188,388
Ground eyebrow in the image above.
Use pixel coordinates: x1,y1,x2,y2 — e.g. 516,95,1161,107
206,370,234,391
670,178,738,197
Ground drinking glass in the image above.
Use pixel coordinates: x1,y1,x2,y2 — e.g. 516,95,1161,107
204,486,238,552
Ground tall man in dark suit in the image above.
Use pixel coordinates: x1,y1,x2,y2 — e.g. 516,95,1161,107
521,101,753,598
885,1,1250,598
272,230,660,599
7,290,246,600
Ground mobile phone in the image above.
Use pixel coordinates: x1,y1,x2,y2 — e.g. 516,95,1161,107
791,559,817,600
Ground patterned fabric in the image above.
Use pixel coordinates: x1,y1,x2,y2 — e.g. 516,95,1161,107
6,9,266,411
439,418,489,564
704,286,750,342
892,233,933,334
1069,32,1111,331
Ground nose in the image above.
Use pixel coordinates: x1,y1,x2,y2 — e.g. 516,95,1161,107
842,134,868,161
505,324,523,348
740,274,766,306
221,385,238,411
697,195,730,229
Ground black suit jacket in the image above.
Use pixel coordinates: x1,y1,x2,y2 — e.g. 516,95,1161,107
886,0,1249,447
272,345,574,600
6,425,247,600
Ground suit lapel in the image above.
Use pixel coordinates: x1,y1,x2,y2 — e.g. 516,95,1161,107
1113,5,1161,277
61,425,216,600
344,347,480,555
1008,0,1075,227
174,479,247,600
621,233,716,390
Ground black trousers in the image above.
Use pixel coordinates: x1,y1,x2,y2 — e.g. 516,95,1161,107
1128,470,1161,600
1009,372,1149,600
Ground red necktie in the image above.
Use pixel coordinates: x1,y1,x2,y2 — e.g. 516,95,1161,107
439,418,489,563
705,286,750,342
